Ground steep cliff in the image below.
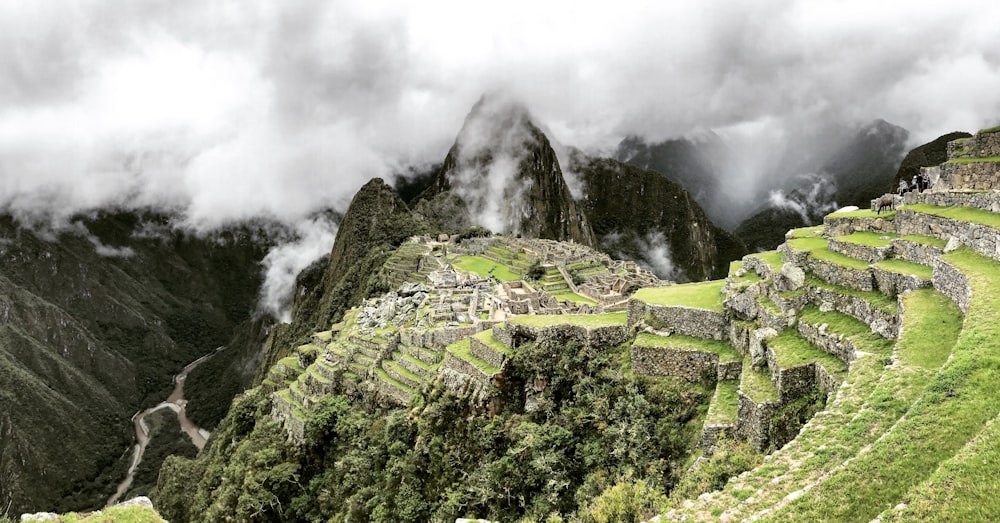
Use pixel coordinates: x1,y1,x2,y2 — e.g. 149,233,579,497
576,157,745,281
422,95,596,247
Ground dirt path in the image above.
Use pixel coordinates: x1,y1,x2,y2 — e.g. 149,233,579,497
106,347,223,507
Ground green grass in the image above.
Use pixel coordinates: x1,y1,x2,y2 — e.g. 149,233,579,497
810,246,872,271
508,311,628,328
473,329,512,355
446,339,501,375
873,259,933,280
899,234,947,248
632,280,726,312
978,124,1000,134
905,203,1000,230
786,237,827,254
944,155,1000,164
375,367,416,394
787,225,824,239
826,209,895,219
313,330,333,342
834,231,897,247
551,290,598,305
740,360,778,403
767,252,991,521
452,255,522,281
804,275,898,316
768,330,848,379
706,380,740,424
633,332,741,362
54,505,168,522
798,305,888,351
747,250,784,271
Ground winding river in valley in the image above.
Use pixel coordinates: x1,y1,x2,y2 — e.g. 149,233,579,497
106,347,224,507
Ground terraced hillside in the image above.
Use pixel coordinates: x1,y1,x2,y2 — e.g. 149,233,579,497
661,125,1000,521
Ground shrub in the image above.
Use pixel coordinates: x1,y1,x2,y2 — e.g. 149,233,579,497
579,479,669,523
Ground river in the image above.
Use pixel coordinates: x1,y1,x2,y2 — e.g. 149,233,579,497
106,347,223,507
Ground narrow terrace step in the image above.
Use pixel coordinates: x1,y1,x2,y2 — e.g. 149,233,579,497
764,329,847,402
701,380,740,453
890,234,946,265
311,330,333,346
896,203,1000,263
393,351,432,376
785,237,875,292
382,359,422,390
630,332,741,382
401,343,443,365
797,304,894,364
828,231,897,263
803,275,899,339
445,339,500,380
374,367,416,405
871,258,933,296
313,356,341,381
739,359,778,405
760,281,974,521
742,250,783,279
822,208,896,237
352,352,376,367
471,330,511,370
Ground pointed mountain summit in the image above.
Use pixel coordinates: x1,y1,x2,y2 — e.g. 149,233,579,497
427,94,596,247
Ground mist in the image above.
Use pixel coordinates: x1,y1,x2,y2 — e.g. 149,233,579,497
2,0,999,316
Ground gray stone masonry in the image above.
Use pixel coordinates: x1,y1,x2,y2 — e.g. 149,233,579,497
947,131,1000,159
628,299,727,340
937,161,1000,191
896,208,1000,264
736,392,780,451
494,322,629,349
797,319,857,365
631,344,719,382
742,254,778,280
444,349,496,381
376,378,412,406
869,194,903,213
384,361,421,390
729,321,752,357
828,237,893,263
718,360,743,381
749,327,778,368
724,280,763,321
805,285,899,339
906,190,1000,213
271,392,306,444
823,214,895,237
779,242,810,267
470,336,507,369
439,366,496,406
872,265,931,297
701,423,735,456
891,237,944,265
933,257,971,314
756,296,792,331
807,258,875,292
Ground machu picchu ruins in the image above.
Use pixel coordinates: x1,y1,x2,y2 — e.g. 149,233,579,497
262,126,1000,521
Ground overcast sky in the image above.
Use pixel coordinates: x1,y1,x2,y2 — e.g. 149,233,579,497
1,0,999,228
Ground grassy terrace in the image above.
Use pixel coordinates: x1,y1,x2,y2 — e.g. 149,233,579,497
810,245,872,270
873,258,933,280
452,255,521,281
826,208,895,220
679,288,961,521
834,231,897,247
446,339,500,375
787,225,824,238
508,311,627,328
374,367,416,395
804,275,898,316
904,202,1000,230
633,332,741,362
706,380,740,424
747,250,784,271
798,305,891,352
740,360,778,403
767,262,982,521
473,329,512,355
900,234,948,248
786,236,827,254
632,280,725,312
944,155,1000,164
768,330,848,380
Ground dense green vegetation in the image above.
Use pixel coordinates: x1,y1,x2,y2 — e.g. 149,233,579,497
155,339,710,522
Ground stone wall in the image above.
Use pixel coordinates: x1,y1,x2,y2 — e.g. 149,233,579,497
763,347,816,403
728,321,752,357
932,257,971,314
742,255,778,279
718,360,743,380
823,215,895,237
891,238,943,265
947,131,1000,159
828,238,892,263
805,285,899,339
806,259,875,292
896,209,1000,263
735,393,780,451
872,266,931,297
937,161,1000,191
905,190,1000,213
631,345,719,381
444,350,495,381
797,320,857,365
470,337,507,369
701,423,735,455
628,300,727,340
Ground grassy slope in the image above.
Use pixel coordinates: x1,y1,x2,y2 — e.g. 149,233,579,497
632,280,725,312
452,255,522,281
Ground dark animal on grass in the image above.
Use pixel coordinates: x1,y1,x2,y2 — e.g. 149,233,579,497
876,195,894,215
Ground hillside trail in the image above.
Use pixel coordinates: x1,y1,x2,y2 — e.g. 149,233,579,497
105,347,224,507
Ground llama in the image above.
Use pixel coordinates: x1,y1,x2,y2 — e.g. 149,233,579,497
876,194,895,215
